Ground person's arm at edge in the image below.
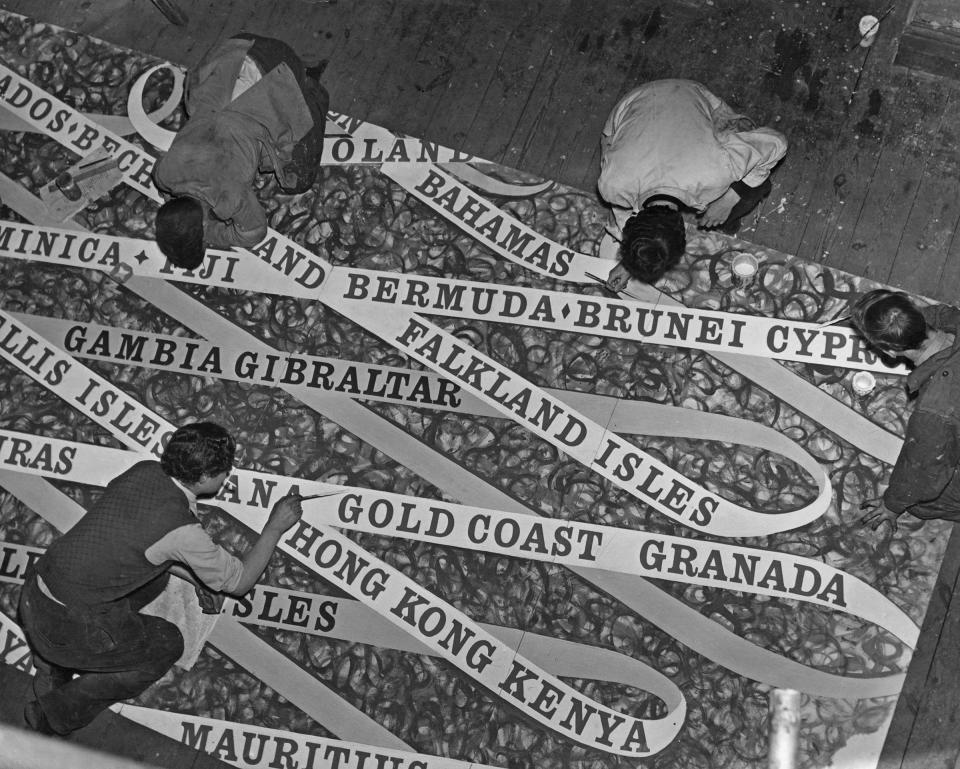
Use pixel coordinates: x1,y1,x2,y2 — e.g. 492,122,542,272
884,410,960,515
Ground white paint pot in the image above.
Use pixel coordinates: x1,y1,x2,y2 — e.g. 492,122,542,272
859,15,880,47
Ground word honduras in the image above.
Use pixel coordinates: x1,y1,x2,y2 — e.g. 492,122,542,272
0,68,157,196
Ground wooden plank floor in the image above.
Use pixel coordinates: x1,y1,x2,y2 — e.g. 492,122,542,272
3,0,958,303
2,0,960,766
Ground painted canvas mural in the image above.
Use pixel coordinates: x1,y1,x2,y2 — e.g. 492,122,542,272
0,12,944,769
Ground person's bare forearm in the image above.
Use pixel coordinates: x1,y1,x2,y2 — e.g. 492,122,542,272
227,491,304,597
230,523,288,596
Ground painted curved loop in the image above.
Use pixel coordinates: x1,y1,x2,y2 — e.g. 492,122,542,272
125,63,183,152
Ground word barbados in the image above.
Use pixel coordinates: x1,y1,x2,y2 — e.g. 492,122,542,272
327,111,476,164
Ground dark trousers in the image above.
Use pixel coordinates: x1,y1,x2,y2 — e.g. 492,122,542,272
724,177,773,230
18,573,183,734
232,32,329,194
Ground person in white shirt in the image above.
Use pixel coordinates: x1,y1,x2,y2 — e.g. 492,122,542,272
598,79,788,289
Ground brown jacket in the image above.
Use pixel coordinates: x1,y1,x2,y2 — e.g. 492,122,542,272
884,305,960,519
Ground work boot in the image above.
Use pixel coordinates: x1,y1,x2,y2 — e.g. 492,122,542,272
32,657,73,700
23,700,59,736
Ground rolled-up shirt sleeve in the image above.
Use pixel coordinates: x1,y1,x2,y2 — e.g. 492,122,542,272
884,410,960,514
727,128,788,188
145,523,244,593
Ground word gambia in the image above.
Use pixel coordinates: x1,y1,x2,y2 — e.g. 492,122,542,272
61,323,462,408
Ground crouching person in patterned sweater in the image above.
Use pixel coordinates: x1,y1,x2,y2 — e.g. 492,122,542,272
17,422,303,736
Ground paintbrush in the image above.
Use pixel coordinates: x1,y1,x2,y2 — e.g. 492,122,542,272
814,313,851,329
297,491,346,501
583,271,619,297
583,271,645,302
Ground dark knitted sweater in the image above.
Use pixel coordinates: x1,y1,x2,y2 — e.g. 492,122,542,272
35,461,194,607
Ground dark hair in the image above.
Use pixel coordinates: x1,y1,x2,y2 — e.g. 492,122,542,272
850,289,927,352
619,206,686,284
161,422,236,484
155,196,205,270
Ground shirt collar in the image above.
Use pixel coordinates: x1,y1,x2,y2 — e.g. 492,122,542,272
170,477,199,517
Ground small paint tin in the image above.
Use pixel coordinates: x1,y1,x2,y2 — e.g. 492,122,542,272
731,252,760,289
55,172,82,201
859,15,879,47
852,371,877,396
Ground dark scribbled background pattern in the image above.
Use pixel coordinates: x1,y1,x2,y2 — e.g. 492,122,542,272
0,14,949,769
